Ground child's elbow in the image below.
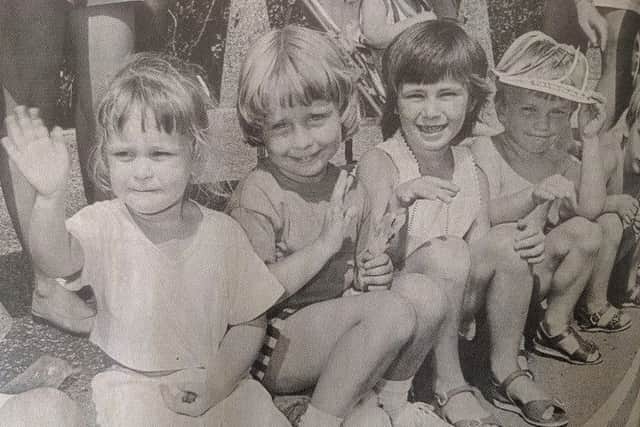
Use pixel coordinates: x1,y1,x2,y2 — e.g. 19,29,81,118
361,29,391,50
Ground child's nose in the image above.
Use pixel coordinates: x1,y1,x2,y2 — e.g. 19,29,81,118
133,158,154,180
420,100,441,118
533,114,551,132
292,126,314,150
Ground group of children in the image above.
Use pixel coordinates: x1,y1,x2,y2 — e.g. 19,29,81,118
2,13,640,427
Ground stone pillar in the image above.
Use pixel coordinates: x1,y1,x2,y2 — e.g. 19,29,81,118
219,0,271,108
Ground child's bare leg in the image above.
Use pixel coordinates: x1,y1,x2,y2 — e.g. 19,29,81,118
471,224,551,403
581,213,623,309
402,237,491,423
262,292,416,418
539,217,602,333
0,0,94,333
383,273,447,380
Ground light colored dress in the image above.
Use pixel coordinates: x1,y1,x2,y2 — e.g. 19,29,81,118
376,131,482,258
63,199,287,427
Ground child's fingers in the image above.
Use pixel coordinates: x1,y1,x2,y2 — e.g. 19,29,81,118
517,244,545,260
51,126,65,146
4,115,24,147
15,106,36,141
359,272,393,287
0,136,19,161
525,253,545,265
514,232,544,251
27,107,41,122
159,384,183,414
362,253,390,269
362,263,393,277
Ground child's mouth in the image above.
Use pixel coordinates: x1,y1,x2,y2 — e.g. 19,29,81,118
418,124,447,134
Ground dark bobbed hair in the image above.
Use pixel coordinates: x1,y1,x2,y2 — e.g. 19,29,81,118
381,20,491,140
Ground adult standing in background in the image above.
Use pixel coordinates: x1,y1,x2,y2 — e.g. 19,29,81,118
0,0,175,335
543,0,640,131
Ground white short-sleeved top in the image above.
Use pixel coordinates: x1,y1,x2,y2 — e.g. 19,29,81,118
66,200,284,373
377,131,481,256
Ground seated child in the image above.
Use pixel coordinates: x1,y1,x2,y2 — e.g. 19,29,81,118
357,20,567,427
0,54,289,427
229,24,453,427
470,31,627,364
0,388,82,427
600,93,640,307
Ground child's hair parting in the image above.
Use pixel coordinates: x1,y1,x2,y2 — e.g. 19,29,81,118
381,20,491,140
493,31,594,108
91,52,215,193
236,25,360,147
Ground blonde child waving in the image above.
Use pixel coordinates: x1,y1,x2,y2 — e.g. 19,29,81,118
229,25,453,427
358,21,569,427
0,53,289,427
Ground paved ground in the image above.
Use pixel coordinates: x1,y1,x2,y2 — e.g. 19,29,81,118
1,125,640,426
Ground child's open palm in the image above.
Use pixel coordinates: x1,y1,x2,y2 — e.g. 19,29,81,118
318,170,358,256
1,107,70,197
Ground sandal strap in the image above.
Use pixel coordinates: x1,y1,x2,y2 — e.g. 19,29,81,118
578,303,620,327
539,322,598,360
434,384,478,408
494,369,534,401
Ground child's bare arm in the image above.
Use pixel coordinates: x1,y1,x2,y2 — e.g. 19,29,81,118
1,107,83,277
360,0,436,49
161,316,267,417
465,166,490,242
564,99,607,219
268,171,358,300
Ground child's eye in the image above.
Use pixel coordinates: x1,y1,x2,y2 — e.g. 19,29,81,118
269,122,291,133
151,151,175,159
308,112,330,125
112,151,134,161
521,106,536,114
550,109,569,117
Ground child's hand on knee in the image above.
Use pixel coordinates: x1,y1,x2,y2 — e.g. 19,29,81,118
160,376,220,418
514,219,545,264
1,106,70,198
354,250,393,291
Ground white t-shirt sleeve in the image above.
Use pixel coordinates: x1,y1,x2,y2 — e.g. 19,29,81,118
225,219,284,325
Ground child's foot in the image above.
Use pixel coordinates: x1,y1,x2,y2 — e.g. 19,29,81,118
575,303,631,333
434,385,500,427
31,277,95,336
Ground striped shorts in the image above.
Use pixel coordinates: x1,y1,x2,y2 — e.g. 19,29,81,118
250,307,299,382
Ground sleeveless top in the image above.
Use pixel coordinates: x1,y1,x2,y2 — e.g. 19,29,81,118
377,131,481,257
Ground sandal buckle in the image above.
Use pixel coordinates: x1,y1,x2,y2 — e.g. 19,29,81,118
434,392,448,407
589,312,600,325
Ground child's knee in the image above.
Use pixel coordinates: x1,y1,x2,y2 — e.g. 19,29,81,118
599,213,623,248
393,274,448,328
565,217,603,256
367,293,417,348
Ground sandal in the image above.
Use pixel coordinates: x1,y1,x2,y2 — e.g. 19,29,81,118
434,384,501,427
487,370,568,427
532,321,602,365
575,303,631,333
621,283,640,308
